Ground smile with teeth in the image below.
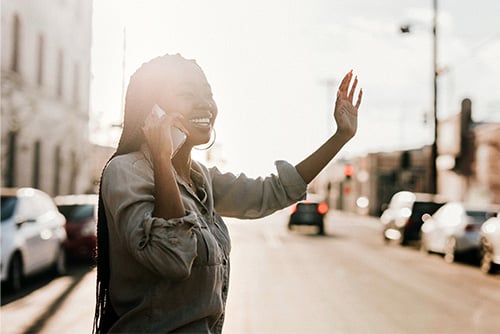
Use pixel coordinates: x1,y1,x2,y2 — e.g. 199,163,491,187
189,116,212,128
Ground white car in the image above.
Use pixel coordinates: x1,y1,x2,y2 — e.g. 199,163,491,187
1,187,67,291
480,212,500,274
420,202,499,263
380,191,445,245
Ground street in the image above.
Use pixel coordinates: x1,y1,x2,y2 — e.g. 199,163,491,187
2,210,500,334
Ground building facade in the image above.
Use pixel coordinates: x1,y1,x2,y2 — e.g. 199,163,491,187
1,0,93,195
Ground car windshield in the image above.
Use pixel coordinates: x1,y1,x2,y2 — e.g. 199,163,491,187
1,196,18,222
411,202,443,218
297,203,318,212
465,210,489,224
57,204,95,222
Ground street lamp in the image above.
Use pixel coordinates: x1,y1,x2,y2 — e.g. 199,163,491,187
400,0,439,194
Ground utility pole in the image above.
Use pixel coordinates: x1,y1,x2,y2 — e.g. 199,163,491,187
401,0,439,194
430,0,439,194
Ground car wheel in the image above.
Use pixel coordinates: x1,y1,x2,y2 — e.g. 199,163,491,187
401,231,413,247
8,253,24,292
400,237,408,246
317,222,325,236
444,237,456,263
480,238,497,274
53,246,67,276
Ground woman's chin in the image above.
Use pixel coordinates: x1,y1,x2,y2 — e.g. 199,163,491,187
190,137,211,147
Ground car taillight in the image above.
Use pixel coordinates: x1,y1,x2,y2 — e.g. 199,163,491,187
465,224,480,232
317,202,328,214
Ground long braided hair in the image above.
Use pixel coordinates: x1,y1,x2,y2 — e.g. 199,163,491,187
92,54,202,333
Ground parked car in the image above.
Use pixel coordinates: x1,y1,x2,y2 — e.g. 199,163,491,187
480,212,500,274
380,191,445,246
54,194,98,261
420,202,499,263
1,187,67,291
288,194,329,235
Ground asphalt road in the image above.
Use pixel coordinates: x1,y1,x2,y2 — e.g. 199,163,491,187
2,209,499,334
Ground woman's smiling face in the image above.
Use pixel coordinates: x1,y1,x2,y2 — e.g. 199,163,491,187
159,62,217,147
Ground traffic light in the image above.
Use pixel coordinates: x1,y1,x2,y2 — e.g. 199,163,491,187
344,164,354,179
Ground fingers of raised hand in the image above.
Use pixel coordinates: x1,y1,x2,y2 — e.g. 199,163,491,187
348,76,358,103
355,89,363,109
338,70,353,98
337,70,362,110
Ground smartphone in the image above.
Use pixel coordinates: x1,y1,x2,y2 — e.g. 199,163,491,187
152,104,187,157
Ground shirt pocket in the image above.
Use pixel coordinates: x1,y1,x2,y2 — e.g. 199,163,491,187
213,213,231,255
192,224,223,267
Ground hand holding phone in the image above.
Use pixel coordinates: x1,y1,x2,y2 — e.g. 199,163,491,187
152,104,187,157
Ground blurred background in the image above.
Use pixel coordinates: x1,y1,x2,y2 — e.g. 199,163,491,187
2,0,499,209
1,1,500,334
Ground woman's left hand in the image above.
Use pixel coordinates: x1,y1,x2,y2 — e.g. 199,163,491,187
334,70,363,140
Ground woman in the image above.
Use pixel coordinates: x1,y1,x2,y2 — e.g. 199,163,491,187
93,54,362,333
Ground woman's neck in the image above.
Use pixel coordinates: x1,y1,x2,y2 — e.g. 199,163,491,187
171,146,192,181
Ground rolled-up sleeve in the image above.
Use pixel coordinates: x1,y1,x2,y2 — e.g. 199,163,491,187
211,160,307,219
102,157,198,281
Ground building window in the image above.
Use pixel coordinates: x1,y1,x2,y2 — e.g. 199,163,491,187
11,15,21,73
57,49,64,98
53,146,61,195
33,141,41,189
73,62,80,105
37,34,45,86
69,150,77,193
6,131,17,187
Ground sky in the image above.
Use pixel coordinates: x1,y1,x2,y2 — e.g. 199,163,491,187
90,0,500,177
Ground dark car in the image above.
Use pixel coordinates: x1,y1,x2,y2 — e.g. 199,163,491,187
402,200,446,245
381,191,446,246
55,194,97,261
288,194,329,235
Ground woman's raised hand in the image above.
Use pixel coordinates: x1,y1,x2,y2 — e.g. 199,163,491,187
334,70,363,140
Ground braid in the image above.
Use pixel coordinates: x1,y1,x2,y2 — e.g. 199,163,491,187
92,161,118,333
92,53,200,333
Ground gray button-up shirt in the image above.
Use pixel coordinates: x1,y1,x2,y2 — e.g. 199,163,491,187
101,146,307,333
